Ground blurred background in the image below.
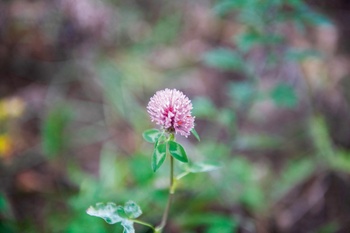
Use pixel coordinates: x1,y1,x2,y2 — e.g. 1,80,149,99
1,0,350,232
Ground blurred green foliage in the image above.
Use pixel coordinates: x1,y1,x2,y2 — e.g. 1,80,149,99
42,104,72,157
270,83,298,108
0,193,15,233
203,49,244,72
2,0,349,232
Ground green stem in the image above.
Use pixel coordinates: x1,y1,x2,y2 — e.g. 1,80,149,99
176,171,190,180
156,134,176,232
132,219,156,231
170,155,175,193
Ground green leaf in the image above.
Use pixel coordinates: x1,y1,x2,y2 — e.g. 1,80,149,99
124,201,142,219
0,193,6,211
86,202,122,224
142,129,161,143
121,220,135,233
86,201,142,233
154,134,166,148
168,141,188,163
270,83,298,108
203,48,244,71
117,206,128,219
187,162,220,173
191,128,200,141
152,143,167,172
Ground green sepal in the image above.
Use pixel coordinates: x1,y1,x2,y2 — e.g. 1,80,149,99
142,129,161,143
152,143,167,172
168,141,188,163
191,128,200,141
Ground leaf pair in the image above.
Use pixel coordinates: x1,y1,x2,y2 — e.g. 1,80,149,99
143,128,201,172
86,201,142,233
152,141,188,172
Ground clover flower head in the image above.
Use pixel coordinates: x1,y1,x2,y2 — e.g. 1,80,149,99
147,89,195,137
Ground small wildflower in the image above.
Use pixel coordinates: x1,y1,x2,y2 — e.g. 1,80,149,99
147,89,195,137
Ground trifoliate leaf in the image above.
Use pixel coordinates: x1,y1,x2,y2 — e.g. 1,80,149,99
87,201,142,233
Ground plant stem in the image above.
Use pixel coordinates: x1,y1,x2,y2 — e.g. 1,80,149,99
156,135,176,232
176,171,190,180
170,154,175,193
132,219,156,231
